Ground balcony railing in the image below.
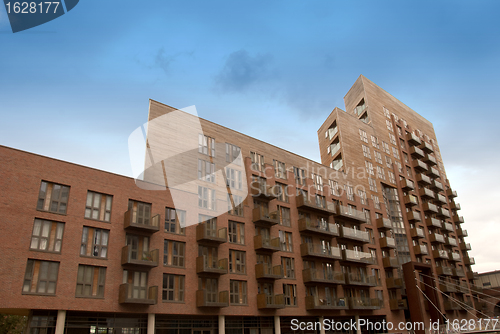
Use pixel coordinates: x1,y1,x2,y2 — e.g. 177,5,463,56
376,217,392,230
446,237,458,247
450,202,461,210
404,195,419,206
124,209,160,233
429,233,446,244
420,141,434,153
196,223,227,243
339,226,370,243
446,188,458,198
426,217,442,228
296,193,335,214
432,180,444,192
390,299,408,310
196,256,228,275
298,218,339,236
410,146,425,159
257,293,285,309
443,222,454,232
454,216,464,224
414,244,428,255
439,283,457,293
410,227,425,239
255,263,283,280
419,187,435,199
407,211,422,222
121,245,159,268
342,249,374,265
466,271,478,280
406,133,421,146
119,284,157,305
252,207,279,226
443,300,461,311
436,193,447,204
453,268,466,278
436,266,453,276
383,257,399,268
438,208,451,219
334,205,369,223
463,256,475,265
432,249,449,260
347,297,382,310
250,180,278,201
459,242,471,251
379,237,396,248
300,243,342,259
305,296,348,310
196,290,229,308
401,179,415,190
412,159,428,172
386,277,404,289
427,167,440,179
424,154,437,166
254,235,281,252
417,174,432,185
302,268,345,284
423,202,439,214
345,273,377,286
456,228,468,237
450,253,461,262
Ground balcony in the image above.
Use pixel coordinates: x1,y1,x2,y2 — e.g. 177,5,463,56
407,133,422,146
439,283,457,293
252,208,279,226
446,189,458,198
347,297,382,310
296,193,335,214
435,193,447,205
407,211,422,222
386,277,404,289
463,256,475,265
416,174,432,185
250,181,278,201
257,293,285,309
412,159,428,172
119,284,157,305
459,242,471,251
424,154,437,166
466,271,478,280
471,285,483,294
298,218,339,237
432,180,444,192
302,268,345,284
383,257,399,268
456,228,468,237
410,227,425,239
339,226,370,243
401,179,415,190
121,245,159,268
443,300,461,311
376,217,392,230
426,217,442,228
255,263,283,280
414,244,428,255
419,188,435,199
196,256,228,275
334,205,368,223
452,268,466,278
446,237,458,247
345,273,377,286
442,222,454,233
390,299,408,310
456,283,469,294
300,243,342,260
438,208,451,218
454,216,464,224
196,290,229,308
432,249,449,260
427,167,440,179
450,253,461,262
450,202,461,210
380,236,396,248
254,235,281,252
404,195,419,207
429,233,445,244
410,146,425,159
305,296,348,310
124,209,160,233
196,223,227,244
342,249,374,265
436,266,453,276
423,202,439,214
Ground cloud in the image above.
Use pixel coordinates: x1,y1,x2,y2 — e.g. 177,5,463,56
154,48,176,74
214,49,273,92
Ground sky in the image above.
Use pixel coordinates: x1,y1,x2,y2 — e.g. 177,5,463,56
0,0,499,274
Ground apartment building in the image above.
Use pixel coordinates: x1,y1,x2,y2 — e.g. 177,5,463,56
0,76,477,334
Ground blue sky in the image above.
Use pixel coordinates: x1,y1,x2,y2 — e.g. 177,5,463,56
1,1,499,273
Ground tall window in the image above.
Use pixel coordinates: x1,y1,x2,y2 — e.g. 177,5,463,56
362,145,371,159
359,129,368,143
383,142,390,154
376,166,385,180
278,206,291,227
198,186,216,210
85,191,112,222
123,270,148,300
312,174,323,191
375,151,383,164
346,186,354,201
281,257,295,278
372,196,381,209
225,167,242,190
385,155,392,169
37,181,70,214
162,274,185,302
226,143,242,165
358,190,366,205
228,221,245,244
198,159,215,183
329,180,339,196
273,160,286,179
250,151,264,172
165,207,186,235
293,167,306,186
365,161,374,176
368,178,377,192
198,134,215,157
229,250,246,274
128,200,152,225
76,265,106,298
230,280,247,305
23,259,59,295
283,284,297,306
388,171,396,184
371,135,380,149
392,147,400,159
80,227,109,258
163,240,185,267
276,183,288,202
227,194,243,216
279,231,293,252
389,133,397,146
30,219,64,253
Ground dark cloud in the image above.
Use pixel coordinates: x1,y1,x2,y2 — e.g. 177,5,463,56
214,50,273,92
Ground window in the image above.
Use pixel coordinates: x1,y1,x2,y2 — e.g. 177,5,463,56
162,274,185,302
250,151,265,172
358,190,366,205
283,284,297,306
383,106,390,118
294,167,306,186
371,135,380,149
385,156,392,169
198,186,216,210
85,191,112,222
276,183,289,202
312,174,323,191
128,200,152,226
37,181,69,214
362,145,371,159
279,231,293,252
229,250,246,274
230,280,247,305
227,194,244,216
374,151,382,164
281,257,295,279
376,166,385,180
346,186,354,201
365,161,374,176
278,206,291,227
225,167,242,190
400,138,406,149
198,134,215,157
326,122,338,140
163,240,185,267
165,207,186,235
123,270,148,300
329,180,339,196
76,265,106,298
359,129,368,143
372,196,381,210
198,159,215,183
382,142,390,154
368,178,377,192
386,119,394,132
389,133,397,145
23,259,59,295
273,160,286,179
392,147,400,159
388,171,396,184
80,227,109,258
30,219,64,253
228,221,245,244
396,161,403,173
226,143,242,165
406,166,413,178
315,194,326,208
